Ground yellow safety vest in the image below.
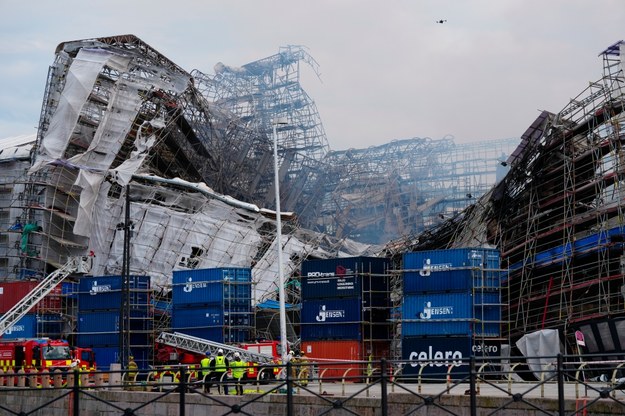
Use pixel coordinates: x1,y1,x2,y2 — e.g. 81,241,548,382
231,359,246,379
214,355,226,372
200,358,211,376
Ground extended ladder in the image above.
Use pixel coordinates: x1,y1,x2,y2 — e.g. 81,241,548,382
0,256,92,336
156,332,275,365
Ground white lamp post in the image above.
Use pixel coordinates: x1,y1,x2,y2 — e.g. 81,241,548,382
272,117,289,363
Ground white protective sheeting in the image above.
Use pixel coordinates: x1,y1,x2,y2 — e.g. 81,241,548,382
110,120,162,186
74,169,106,238
79,171,378,302
31,49,114,171
0,144,32,162
515,329,561,380
88,181,266,299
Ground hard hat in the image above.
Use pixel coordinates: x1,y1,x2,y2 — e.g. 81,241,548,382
289,350,294,355
205,351,211,356
234,352,240,358
129,356,134,360
218,348,224,354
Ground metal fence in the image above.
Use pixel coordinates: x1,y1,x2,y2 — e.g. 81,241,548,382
1,353,625,415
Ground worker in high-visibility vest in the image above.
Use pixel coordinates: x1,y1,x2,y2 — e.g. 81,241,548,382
210,349,229,394
200,351,213,393
230,352,247,395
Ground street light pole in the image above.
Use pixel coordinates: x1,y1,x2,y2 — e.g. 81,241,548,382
272,117,289,363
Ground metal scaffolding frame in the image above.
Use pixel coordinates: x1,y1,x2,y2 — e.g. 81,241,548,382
396,40,625,354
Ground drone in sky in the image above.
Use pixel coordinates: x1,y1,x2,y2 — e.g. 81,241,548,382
436,19,447,24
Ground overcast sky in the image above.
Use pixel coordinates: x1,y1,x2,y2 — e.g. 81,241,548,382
1,0,624,150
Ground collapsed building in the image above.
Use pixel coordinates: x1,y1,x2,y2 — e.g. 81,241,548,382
0,34,516,347
394,40,625,356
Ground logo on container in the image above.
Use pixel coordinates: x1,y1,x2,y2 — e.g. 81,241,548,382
315,305,345,322
472,343,499,354
307,272,335,277
4,325,25,335
408,346,463,367
419,301,454,319
419,258,452,277
90,281,112,295
183,277,207,293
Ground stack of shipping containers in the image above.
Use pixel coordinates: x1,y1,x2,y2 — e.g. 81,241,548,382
401,248,504,379
0,281,64,339
300,256,391,378
171,267,253,343
75,275,152,370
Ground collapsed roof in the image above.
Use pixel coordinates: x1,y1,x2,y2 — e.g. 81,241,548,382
3,34,515,305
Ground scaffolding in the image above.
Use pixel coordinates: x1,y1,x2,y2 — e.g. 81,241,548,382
394,40,625,354
316,137,518,244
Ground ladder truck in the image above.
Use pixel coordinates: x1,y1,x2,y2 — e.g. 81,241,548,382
0,256,93,337
155,332,282,381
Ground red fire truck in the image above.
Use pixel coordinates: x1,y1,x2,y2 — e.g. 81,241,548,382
0,338,74,373
241,340,282,380
71,346,97,372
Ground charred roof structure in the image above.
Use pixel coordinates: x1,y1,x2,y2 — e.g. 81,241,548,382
316,137,517,244
393,40,625,355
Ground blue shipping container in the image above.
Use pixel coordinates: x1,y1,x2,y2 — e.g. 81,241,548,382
402,292,472,336
301,298,362,340
90,346,119,371
77,275,150,310
173,267,252,285
77,310,152,345
402,292,501,337
1,314,37,338
301,257,389,300
172,268,252,307
62,281,79,299
77,332,151,349
78,310,152,333
90,346,151,371
172,281,252,308
172,306,222,328
38,314,64,337
78,275,150,292
401,336,502,379
403,248,501,293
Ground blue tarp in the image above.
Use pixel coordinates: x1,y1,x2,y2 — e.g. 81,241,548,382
255,299,299,310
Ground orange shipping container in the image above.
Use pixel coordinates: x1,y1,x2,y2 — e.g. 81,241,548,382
300,340,390,381
0,282,63,313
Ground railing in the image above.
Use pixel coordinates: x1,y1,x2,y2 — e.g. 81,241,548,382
1,353,625,415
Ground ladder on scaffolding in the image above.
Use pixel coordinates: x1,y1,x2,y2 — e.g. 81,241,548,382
0,256,93,336
155,331,275,365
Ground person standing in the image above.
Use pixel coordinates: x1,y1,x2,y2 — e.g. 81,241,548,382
200,351,213,393
298,351,310,386
230,352,247,395
289,351,299,379
126,355,138,390
210,349,229,394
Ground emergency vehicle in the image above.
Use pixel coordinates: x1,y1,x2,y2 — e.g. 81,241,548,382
71,346,97,372
155,332,283,383
0,338,74,373
240,340,282,380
